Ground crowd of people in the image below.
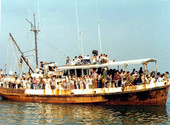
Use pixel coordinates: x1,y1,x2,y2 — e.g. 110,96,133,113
0,67,169,90
66,53,111,65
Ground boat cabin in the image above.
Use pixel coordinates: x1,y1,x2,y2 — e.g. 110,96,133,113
57,58,158,77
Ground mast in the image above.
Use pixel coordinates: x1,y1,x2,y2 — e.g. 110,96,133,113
96,0,102,54
75,0,84,56
26,14,40,68
9,33,34,73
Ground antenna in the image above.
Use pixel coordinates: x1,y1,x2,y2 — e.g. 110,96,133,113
26,14,40,68
96,0,102,54
38,0,40,29
75,0,84,56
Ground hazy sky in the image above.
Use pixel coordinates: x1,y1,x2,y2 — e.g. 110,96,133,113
1,0,170,73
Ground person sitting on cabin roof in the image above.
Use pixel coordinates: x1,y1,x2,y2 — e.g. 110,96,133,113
40,61,44,73
78,56,83,65
74,56,79,65
66,56,70,65
83,55,91,64
71,59,76,65
91,55,99,64
105,55,109,63
100,54,104,63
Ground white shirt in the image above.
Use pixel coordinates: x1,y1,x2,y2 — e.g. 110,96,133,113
150,78,155,85
157,77,163,82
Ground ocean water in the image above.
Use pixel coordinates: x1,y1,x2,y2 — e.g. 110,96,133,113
0,93,169,125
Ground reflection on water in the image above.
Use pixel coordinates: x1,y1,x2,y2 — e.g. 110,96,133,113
0,100,169,125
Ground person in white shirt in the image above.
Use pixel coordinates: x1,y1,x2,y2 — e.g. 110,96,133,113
45,77,51,90
150,76,156,86
71,59,76,65
35,66,40,74
91,55,97,64
22,77,27,89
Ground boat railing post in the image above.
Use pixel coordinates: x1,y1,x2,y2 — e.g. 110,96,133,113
146,62,149,75
68,70,70,76
143,62,146,83
81,69,84,76
117,65,119,71
155,61,158,74
75,69,77,76
124,64,127,72
89,69,91,76
86,69,88,75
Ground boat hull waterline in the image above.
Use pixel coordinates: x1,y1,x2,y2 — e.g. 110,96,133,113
0,84,169,105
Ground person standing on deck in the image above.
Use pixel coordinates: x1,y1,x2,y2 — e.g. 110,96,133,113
32,77,38,89
45,77,51,90
114,71,120,87
139,67,143,75
164,72,169,80
97,73,102,88
93,70,98,88
126,71,132,84
50,76,56,90
43,62,49,77
103,68,107,87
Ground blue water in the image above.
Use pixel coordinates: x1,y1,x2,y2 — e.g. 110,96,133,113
0,93,170,124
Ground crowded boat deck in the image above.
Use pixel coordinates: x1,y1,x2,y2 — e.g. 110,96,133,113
0,57,169,95
0,57,169,105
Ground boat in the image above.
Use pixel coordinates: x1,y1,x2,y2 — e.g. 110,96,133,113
0,15,169,105
0,58,169,105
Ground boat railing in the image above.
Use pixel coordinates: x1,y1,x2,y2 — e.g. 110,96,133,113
24,80,169,95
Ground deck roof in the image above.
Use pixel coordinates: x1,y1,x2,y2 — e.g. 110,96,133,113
57,58,157,70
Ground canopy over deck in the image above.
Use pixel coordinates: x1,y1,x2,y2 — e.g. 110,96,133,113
57,58,157,70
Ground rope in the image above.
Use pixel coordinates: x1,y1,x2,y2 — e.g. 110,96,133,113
38,35,66,61
5,38,11,71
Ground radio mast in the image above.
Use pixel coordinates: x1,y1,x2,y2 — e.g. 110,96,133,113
26,14,40,68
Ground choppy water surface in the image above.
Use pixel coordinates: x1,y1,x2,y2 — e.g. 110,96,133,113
0,95,170,125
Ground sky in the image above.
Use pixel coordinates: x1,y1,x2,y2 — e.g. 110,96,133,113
0,0,170,73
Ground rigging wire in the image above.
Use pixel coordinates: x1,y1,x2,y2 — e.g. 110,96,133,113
5,38,11,72
11,40,20,73
38,35,66,61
